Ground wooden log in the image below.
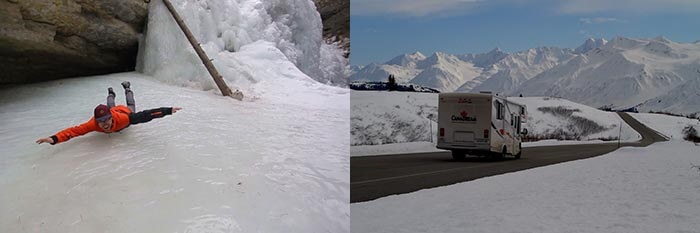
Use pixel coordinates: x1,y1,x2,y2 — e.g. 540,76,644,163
160,0,244,100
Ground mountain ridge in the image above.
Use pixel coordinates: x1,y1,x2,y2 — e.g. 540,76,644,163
350,36,700,115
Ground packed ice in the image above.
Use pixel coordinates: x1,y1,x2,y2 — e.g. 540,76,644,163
1,0,349,232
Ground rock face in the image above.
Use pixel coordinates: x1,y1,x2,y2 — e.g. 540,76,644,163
0,0,148,84
312,0,349,55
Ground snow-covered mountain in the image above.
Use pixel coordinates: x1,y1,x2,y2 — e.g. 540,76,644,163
350,41,587,93
511,36,700,115
460,48,509,68
410,52,482,92
349,52,426,83
574,38,608,54
463,47,576,94
352,36,700,115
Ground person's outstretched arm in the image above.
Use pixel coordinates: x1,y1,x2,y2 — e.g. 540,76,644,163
129,107,181,125
36,120,97,145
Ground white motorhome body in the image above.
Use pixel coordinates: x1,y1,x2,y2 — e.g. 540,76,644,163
437,93,527,159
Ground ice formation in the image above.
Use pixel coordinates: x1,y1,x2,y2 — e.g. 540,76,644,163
137,0,348,89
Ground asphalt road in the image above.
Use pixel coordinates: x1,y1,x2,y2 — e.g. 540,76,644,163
350,112,668,203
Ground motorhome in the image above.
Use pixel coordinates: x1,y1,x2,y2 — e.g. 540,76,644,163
437,93,527,160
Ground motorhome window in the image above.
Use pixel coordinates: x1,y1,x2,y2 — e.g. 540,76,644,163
520,106,525,115
496,101,503,120
517,116,521,132
501,103,505,120
511,114,514,126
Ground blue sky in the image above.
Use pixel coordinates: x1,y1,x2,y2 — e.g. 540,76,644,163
350,0,700,66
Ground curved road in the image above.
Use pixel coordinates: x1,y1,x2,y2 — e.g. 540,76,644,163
351,112,668,203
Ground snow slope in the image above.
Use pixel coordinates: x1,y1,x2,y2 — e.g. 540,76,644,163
351,91,437,146
0,72,349,232
631,113,700,140
352,140,700,233
510,97,640,141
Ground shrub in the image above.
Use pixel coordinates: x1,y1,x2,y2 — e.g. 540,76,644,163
537,106,608,137
682,126,700,143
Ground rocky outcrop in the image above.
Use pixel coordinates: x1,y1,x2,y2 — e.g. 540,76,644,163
313,0,349,56
0,0,148,84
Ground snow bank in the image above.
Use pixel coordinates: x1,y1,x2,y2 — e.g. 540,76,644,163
630,113,700,140
0,73,349,232
510,97,641,142
351,142,447,157
352,141,700,233
522,139,617,147
351,91,437,146
137,0,348,89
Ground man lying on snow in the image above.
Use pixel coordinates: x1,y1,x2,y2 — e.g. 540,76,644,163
36,81,182,145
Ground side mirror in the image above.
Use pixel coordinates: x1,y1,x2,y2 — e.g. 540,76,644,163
522,128,528,135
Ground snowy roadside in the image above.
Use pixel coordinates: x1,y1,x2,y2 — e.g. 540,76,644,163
351,142,447,157
630,113,700,140
353,141,700,233
522,139,619,147
352,112,700,233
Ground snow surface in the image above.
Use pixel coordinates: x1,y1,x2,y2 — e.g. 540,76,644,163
351,92,640,155
631,113,700,140
352,141,700,233
0,73,349,232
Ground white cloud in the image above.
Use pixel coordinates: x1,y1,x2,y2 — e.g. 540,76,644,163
351,0,483,17
579,17,626,24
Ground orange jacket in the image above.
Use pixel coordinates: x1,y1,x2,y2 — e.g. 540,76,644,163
51,105,132,144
